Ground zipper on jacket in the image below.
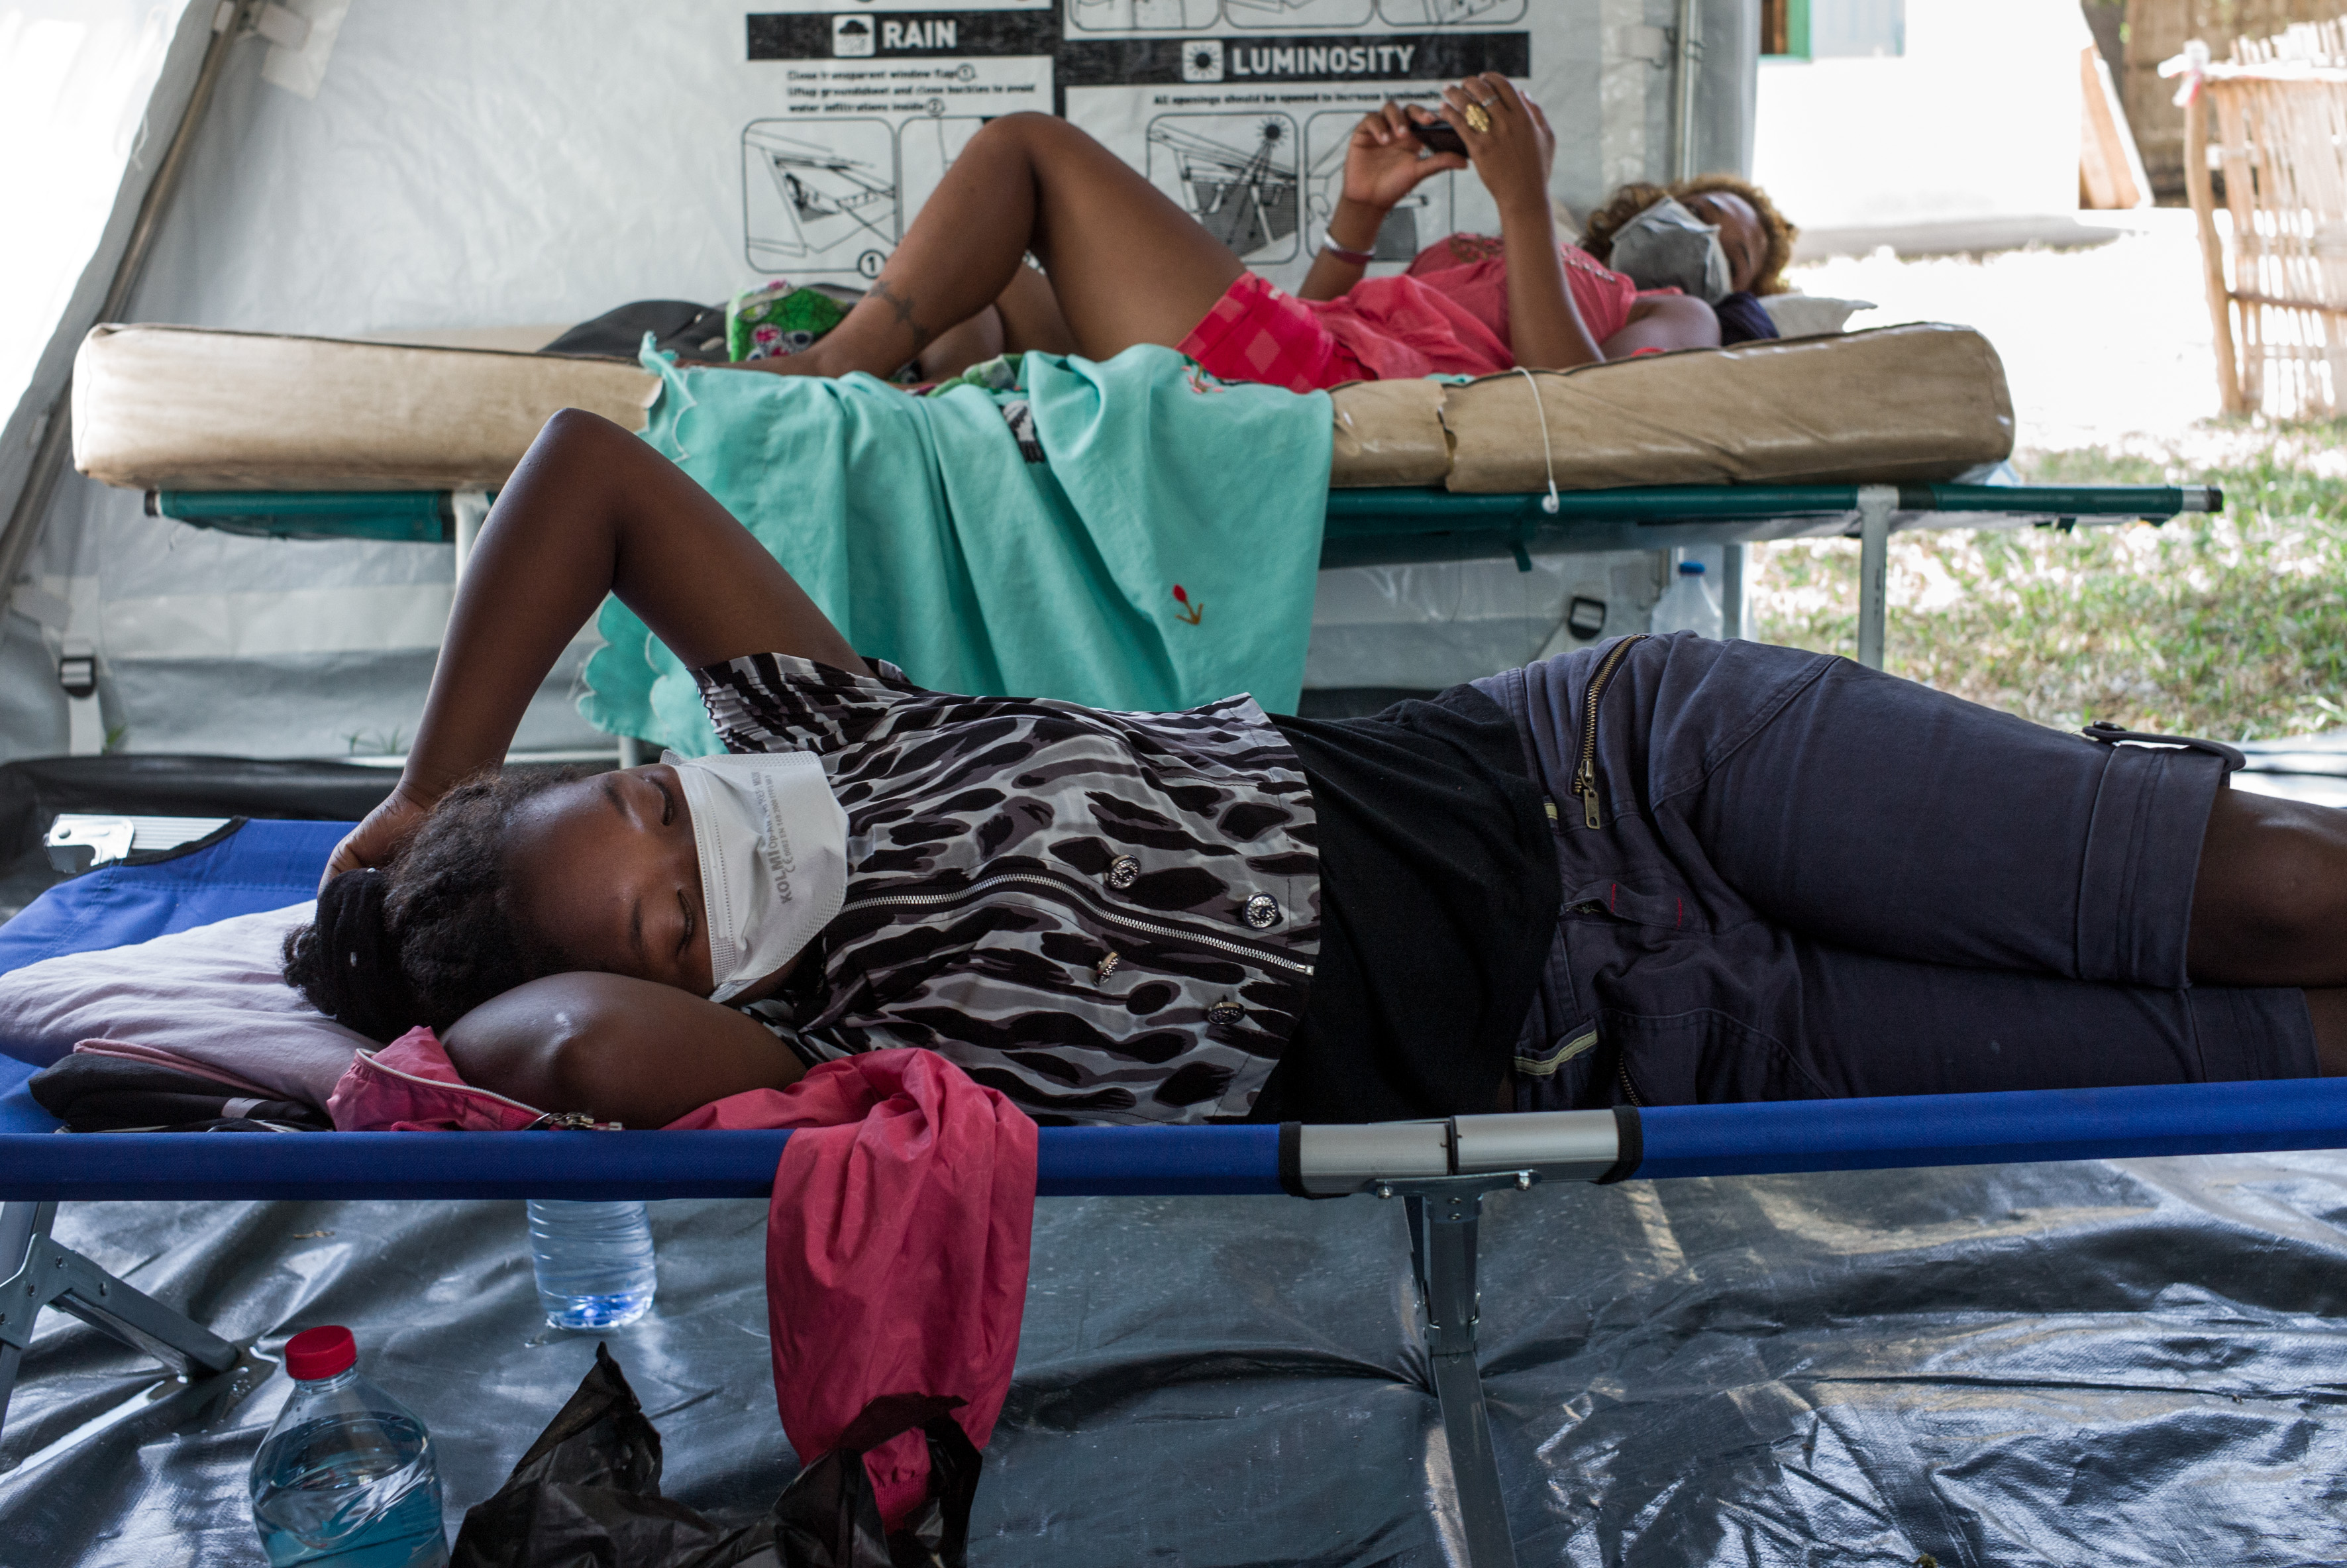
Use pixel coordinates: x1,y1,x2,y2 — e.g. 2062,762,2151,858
1571,634,1647,829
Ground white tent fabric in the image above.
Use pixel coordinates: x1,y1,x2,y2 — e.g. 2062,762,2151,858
1,0,1755,764
1,0,211,760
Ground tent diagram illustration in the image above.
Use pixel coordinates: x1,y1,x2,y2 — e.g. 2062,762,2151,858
742,121,899,270
1305,109,1449,261
1146,115,1300,259
1377,0,1527,23
1224,0,1375,26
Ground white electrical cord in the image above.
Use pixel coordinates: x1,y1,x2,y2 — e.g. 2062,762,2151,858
1511,367,1561,514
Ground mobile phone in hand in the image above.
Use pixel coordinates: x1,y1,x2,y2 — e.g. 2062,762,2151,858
1412,118,1467,156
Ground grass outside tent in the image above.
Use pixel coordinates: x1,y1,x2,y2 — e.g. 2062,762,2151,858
1748,430,2347,740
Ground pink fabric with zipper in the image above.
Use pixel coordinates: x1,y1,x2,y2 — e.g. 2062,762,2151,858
325,1027,554,1131
326,1032,1037,1529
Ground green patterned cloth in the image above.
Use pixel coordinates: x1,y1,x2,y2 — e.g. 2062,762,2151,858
727,280,852,361
580,342,1333,755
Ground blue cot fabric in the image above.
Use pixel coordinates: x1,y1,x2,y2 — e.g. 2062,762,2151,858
1632,1078,2347,1178
0,819,345,976
0,820,346,1135
582,344,1333,757
0,1125,1293,1199
0,1057,43,1135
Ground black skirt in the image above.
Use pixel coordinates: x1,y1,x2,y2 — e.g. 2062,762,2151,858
1253,684,1561,1124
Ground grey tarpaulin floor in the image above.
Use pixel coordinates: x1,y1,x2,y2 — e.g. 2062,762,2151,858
5,1153,2347,1566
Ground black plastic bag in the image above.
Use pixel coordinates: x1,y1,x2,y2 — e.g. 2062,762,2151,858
773,1392,980,1568
451,1344,982,1568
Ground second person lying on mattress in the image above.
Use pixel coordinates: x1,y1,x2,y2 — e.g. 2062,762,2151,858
711,79,1746,393
282,410,2347,1129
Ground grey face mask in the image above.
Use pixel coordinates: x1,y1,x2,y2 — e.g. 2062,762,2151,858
1606,196,1734,303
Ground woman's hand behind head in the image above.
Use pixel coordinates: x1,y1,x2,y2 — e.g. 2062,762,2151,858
320,779,438,892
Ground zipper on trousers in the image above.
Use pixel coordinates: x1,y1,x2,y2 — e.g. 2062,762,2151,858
1571,634,1647,829
1616,1053,1643,1107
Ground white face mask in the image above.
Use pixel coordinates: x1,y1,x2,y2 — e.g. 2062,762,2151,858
1607,195,1734,304
663,750,851,1004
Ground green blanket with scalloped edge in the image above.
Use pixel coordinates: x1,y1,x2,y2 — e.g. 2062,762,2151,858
579,346,1331,755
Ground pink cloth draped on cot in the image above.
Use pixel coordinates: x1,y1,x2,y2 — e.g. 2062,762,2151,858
330,1032,1038,1530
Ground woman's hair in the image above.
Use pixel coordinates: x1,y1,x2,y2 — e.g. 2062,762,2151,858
1579,175,1799,296
282,766,594,1041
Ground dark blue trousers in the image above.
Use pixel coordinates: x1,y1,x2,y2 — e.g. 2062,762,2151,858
1475,635,2317,1110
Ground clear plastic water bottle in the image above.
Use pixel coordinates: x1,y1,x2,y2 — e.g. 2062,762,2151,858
250,1326,448,1568
1649,559,1723,639
526,1199,657,1329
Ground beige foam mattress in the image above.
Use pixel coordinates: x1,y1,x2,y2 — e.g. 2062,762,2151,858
74,325,662,492
74,321,2012,495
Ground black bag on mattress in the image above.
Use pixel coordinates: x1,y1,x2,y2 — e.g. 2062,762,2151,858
451,1343,981,1568
28,1053,330,1132
539,301,730,361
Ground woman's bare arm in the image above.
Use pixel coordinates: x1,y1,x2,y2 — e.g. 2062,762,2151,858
1441,74,1602,371
444,971,806,1128
1296,103,1466,302
1293,196,1381,303
1600,293,1722,357
321,407,862,882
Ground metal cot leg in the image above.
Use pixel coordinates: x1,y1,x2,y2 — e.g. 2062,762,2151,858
0,1200,241,1445
1720,542,1747,641
1854,484,1897,670
1406,1189,1520,1568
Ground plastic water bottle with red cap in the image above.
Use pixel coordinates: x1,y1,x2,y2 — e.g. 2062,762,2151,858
249,1326,448,1567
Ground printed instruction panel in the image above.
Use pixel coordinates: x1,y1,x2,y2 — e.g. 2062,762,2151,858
744,2,1569,291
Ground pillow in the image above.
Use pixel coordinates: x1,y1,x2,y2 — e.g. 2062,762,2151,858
0,903,368,1110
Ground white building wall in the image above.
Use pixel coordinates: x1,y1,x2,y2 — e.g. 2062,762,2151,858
1751,0,2086,233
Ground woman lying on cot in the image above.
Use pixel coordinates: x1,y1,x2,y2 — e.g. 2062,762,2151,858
1575,174,1795,346
710,78,1780,394
284,409,2347,1129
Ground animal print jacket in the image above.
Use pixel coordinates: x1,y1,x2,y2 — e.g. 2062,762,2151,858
700,652,1320,1125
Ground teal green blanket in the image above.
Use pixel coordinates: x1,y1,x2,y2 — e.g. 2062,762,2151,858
581,346,1332,756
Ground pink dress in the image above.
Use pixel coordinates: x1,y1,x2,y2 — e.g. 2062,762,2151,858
1176,233,1641,393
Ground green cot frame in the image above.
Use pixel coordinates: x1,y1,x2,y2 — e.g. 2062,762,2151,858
146,481,2222,672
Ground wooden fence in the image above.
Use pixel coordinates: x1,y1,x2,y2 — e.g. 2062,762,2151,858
2179,21,2347,418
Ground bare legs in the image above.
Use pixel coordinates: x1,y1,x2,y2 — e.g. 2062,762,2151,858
772,114,1241,379
992,262,1078,354
2187,787,2347,1071
904,264,1080,381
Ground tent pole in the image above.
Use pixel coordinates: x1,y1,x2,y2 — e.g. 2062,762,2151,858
1671,0,1704,180
0,0,259,608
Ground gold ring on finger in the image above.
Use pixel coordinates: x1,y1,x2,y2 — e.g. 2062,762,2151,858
1462,101,1492,134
